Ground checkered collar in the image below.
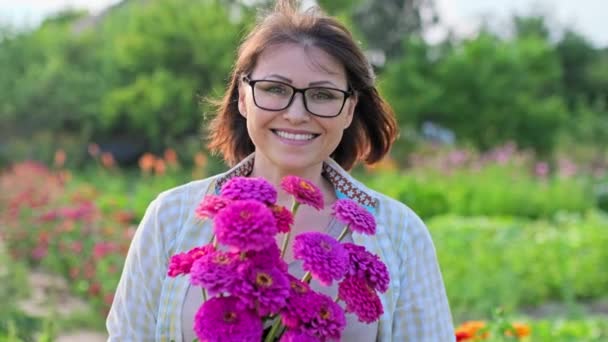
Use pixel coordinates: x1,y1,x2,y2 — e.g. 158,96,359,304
214,153,378,210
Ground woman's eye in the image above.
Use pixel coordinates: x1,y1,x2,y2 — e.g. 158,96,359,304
261,84,287,94
310,90,337,101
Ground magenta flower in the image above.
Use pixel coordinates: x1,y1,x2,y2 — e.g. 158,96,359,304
195,195,231,219
270,204,294,233
190,250,239,295
214,200,278,251
220,176,277,204
343,243,390,293
332,199,376,235
167,244,214,277
281,176,324,210
280,330,320,342
240,243,288,272
280,275,313,329
296,292,346,341
233,265,290,316
338,276,384,323
293,232,349,286
194,296,262,342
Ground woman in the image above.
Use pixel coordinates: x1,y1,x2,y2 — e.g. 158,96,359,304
106,1,454,341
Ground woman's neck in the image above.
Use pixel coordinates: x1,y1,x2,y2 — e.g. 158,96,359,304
248,154,334,207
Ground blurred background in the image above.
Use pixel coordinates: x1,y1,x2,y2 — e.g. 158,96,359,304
0,0,606,341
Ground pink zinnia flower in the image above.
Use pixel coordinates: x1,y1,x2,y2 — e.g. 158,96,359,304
270,204,294,233
190,250,239,295
195,195,231,219
281,176,324,210
296,292,346,341
332,199,376,235
214,200,278,251
220,176,277,204
233,265,290,316
167,244,214,277
281,275,315,329
343,243,390,293
240,243,288,272
280,330,320,342
293,232,349,286
338,276,384,323
194,296,262,342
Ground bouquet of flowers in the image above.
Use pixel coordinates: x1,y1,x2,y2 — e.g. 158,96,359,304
167,176,389,341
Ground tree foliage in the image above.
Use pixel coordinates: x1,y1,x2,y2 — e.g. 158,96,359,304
382,31,569,154
0,2,606,163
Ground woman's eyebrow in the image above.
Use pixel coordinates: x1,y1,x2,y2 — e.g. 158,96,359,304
309,80,339,88
265,74,340,88
265,74,292,83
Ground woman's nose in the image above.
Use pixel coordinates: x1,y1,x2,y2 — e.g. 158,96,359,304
282,93,311,122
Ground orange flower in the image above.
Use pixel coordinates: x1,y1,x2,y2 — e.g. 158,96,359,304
505,322,531,339
101,152,115,169
138,153,156,173
54,149,66,168
88,143,100,157
455,321,488,340
194,152,207,168
154,159,166,176
456,330,474,341
113,210,134,224
164,148,179,166
364,156,398,172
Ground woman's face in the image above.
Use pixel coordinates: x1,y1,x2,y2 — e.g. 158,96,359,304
238,43,357,174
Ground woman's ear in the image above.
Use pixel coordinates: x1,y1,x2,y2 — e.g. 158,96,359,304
237,82,247,118
343,93,358,129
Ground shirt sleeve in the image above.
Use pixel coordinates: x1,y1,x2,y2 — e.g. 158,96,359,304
392,209,455,341
106,198,168,341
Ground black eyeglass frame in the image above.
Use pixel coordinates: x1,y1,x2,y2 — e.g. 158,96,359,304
242,75,354,118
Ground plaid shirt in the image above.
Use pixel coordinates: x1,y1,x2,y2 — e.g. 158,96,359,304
106,154,455,341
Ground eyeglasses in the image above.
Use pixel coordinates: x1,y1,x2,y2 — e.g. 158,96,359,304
242,76,353,118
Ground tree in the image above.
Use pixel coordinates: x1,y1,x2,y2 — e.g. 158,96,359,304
94,0,253,148
318,0,438,61
382,32,568,154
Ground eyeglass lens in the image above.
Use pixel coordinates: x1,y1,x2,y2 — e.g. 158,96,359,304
252,80,347,117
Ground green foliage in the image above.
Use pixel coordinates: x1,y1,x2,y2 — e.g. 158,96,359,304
382,32,568,154
321,0,438,59
429,211,608,320
97,0,251,148
556,31,603,108
0,244,41,341
0,0,252,157
363,165,595,220
0,11,104,136
1,4,606,163
530,318,608,341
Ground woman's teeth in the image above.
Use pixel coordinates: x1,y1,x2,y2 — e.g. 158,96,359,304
274,130,316,141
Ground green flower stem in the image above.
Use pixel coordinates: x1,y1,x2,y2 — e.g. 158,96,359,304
264,317,283,342
280,200,301,259
336,224,350,242
301,271,312,283
202,234,216,303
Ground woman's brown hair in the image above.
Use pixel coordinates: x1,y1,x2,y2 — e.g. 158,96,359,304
206,0,398,171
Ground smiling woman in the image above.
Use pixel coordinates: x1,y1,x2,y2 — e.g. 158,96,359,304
106,0,455,341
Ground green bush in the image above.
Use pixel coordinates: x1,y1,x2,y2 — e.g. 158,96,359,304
429,211,608,320
529,318,608,341
382,33,568,154
363,166,595,219
0,242,41,341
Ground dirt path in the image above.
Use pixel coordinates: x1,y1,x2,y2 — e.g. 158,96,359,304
17,269,107,342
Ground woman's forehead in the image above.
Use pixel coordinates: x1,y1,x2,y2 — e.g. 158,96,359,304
251,43,347,84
